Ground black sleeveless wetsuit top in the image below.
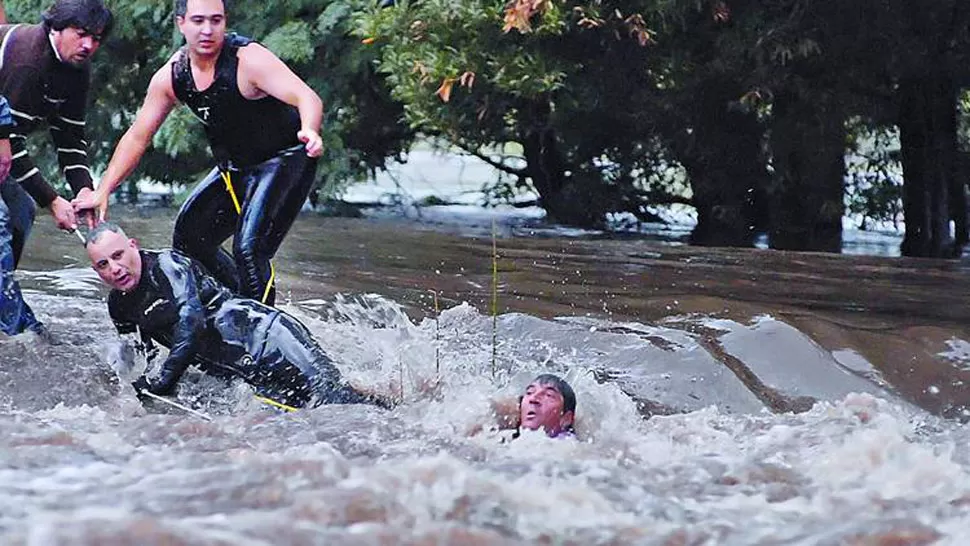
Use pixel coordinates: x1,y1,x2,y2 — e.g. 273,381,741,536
171,33,301,167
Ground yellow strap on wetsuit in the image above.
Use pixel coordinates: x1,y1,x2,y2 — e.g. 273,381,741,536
220,169,243,213
219,169,276,305
254,395,299,412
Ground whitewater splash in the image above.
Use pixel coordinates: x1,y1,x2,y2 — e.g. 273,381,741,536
1,286,968,545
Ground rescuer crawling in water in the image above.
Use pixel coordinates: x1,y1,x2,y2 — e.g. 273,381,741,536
86,221,384,410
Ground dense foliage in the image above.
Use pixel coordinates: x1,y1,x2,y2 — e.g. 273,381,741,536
358,0,970,255
7,0,970,256
7,0,412,201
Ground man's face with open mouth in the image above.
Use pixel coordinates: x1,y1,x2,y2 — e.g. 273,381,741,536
519,380,570,437
88,230,142,292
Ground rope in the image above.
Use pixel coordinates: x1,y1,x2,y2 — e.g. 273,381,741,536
254,395,299,413
219,169,276,304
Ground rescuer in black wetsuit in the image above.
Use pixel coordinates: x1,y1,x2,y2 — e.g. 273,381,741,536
73,0,324,306
86,222,376,409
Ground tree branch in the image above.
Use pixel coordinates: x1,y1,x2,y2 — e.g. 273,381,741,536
634,190,694,207
454,143,529,177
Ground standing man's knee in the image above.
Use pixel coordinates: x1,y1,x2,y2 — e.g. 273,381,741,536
233,218,275,301
171,223,192,253
1,183,35,235
172,199,200,252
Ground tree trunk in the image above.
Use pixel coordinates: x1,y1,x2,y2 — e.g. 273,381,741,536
679,80,770,247
768,90,845,252
955,151,970,249
519,100,603,228
898,76,958,258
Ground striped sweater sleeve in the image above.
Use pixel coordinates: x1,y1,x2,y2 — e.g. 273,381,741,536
48,75,94,197
8,130,56,206
8,102,59,206
12,76,94,207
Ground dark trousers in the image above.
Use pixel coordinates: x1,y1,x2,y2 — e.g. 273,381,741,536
172,147,317,306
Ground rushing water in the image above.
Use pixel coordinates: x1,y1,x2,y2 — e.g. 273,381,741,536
2,205,970,545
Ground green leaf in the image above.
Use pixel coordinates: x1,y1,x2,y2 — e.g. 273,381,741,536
261,21,315,63
317,2,352,34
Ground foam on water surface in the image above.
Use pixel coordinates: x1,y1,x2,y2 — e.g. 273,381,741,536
0,262,966,545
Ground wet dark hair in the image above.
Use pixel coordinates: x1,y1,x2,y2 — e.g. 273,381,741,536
174,0,230,17
530,374,577,414
41,0,114,39
85,221,127,247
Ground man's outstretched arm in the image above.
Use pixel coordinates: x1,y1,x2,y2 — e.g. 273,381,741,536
72,63,178,224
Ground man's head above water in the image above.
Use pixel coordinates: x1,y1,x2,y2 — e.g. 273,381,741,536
519,374,576,438
85,222,143,293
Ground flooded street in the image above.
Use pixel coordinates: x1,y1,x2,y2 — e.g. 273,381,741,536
3,205,970,544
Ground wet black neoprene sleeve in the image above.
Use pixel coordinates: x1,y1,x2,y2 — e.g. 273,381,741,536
147,253,207,394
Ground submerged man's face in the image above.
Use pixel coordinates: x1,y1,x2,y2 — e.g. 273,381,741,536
519,381,574,437
176,0,227,57
88,230,142,292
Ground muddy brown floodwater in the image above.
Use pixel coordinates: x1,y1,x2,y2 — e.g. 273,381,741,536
23,207,970,418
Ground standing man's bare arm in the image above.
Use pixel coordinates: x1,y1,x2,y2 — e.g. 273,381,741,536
238,44,324,158
0,1,7,24
72,60,179,222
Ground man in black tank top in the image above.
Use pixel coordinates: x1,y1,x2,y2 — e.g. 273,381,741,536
73,0,324,306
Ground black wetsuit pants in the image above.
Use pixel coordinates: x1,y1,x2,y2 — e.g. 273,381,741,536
239,309,375,408
173,146,316,306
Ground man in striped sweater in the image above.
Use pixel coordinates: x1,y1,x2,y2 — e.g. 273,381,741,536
0,0,112,335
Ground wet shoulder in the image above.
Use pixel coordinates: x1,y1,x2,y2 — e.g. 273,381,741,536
226,33,254,50
163,49,183,75
221,34,255,71
1,24,43,52
0,24,46,70
156,248,191,267
154,249,196,278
